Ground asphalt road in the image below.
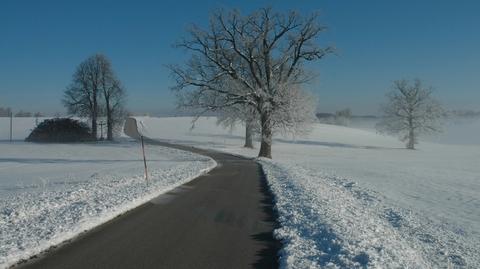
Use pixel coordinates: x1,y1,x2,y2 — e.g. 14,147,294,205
17,139,280,269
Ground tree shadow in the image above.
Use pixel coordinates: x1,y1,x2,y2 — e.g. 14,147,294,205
274,138,400,150
251,165,371,268
187,132,245,140
0,158,174,164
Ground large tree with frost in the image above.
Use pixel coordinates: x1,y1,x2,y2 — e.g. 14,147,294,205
170,8,332,158
215,82,317,149
376,79,444,149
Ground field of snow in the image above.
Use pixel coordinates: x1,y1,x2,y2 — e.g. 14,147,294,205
0,118,216,268
137,116,480,268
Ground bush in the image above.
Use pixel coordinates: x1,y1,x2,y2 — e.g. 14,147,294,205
26,118,93,142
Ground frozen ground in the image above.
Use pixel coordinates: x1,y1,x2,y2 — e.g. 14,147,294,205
137,116,480,268
0,119,215,268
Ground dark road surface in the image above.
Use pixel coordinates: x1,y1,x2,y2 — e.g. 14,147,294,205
17,139,280,269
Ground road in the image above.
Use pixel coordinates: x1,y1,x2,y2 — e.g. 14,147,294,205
17,139,280,269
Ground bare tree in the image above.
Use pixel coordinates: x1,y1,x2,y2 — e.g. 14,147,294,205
0,107,12,117
376,79,444,149
171,8,333,158
334,108,352,126
63,54,126,140
97,55,127,140
63,55,102,138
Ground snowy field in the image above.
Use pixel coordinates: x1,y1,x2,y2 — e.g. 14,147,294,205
0,116,479,268
137,116,480,268
0,118,216,268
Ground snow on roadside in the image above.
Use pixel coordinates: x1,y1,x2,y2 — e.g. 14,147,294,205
259,159,479,268
0,146,216,268
137,116,480,268
259,159,432,268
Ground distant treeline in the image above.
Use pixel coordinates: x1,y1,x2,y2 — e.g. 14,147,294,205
0,107,44,117
316,108,480,126
448,109,480,118
316,109,378,126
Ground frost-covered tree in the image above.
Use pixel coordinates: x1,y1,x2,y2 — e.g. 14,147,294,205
334,108,351,126
170,8,333,158
216,104,258,148
215,82,317,149
376,79,444,149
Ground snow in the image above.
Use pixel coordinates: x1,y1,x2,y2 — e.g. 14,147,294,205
0,119,216,268
137,116,480,268
1,116,479,268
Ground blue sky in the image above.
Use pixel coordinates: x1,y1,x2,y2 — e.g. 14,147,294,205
1,0,479,115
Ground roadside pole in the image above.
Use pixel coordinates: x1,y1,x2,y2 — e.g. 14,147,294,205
141,135,148,182
123,117,149,184
9,110,13,142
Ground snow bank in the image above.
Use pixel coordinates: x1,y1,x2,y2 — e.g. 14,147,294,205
259,159,478,268
0,125,216,268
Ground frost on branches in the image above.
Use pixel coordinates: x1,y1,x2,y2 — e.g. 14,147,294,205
376,79,444,149
170,8,333,158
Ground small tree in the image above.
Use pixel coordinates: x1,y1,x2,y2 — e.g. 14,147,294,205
216,105,258,148
376,79,444,149
334,108,352,126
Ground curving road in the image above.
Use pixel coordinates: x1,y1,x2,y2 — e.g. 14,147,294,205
17,138,280,269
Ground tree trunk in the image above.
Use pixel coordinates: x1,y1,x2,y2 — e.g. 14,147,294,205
106,98,113,141
91,113,97,140
407,128,415,149
244,119,254,148
91,92,98,140
406,114,415,149
258,112,272,158
107,112,113,140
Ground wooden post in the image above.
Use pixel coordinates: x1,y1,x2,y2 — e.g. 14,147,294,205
9,110,13,142
141,135,148,182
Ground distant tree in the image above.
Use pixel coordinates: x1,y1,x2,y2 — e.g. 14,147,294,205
34,112,44,126
171,8,333,158
63,55,102,138
0,107,12,117
15,110,32,117
63,54,126,140
334,108,352,126
216,104,258,148
97,55,127,140
376,79,444,149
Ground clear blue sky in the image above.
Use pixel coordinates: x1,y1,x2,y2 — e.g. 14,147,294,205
1,0,479,115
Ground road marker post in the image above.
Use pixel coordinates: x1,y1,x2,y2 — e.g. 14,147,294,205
141,135,148,183
124,117,149,184
9,110,13,142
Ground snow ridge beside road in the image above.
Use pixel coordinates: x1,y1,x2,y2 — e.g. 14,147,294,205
0,146,216,269
258,158,478,269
